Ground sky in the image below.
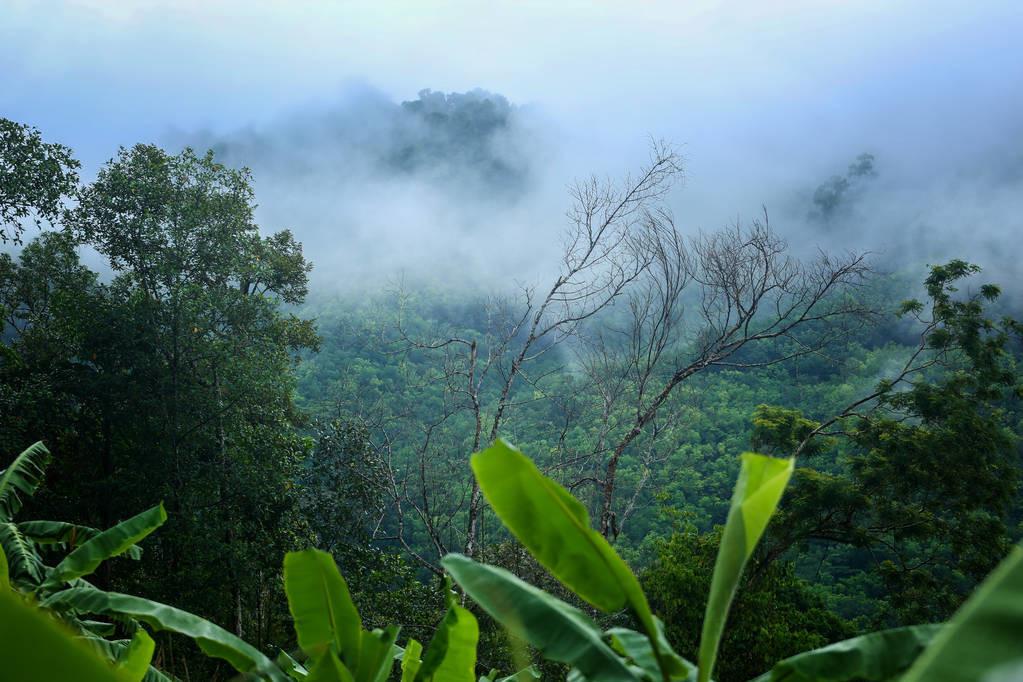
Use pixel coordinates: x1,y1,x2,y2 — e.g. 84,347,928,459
2,0,1022,288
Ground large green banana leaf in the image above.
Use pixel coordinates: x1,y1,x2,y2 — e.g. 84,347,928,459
747,624,940,682
45,504,166,588
470,440,666,674
442,553,640,682
698,453,793,682
278,649,310,679
900,545,1023,682
0,441,50,521
19,520,143,560
40,587,287,681
479,666,541,681
416,599,477,682
0,585,130,682
284,549,363,667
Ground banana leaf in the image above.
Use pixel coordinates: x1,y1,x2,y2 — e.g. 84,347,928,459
0,586,130,681
442,553,640,682
40,586,287,681
698,453,793,682
470,440,667,674
284,549,363,667
45,504,166,588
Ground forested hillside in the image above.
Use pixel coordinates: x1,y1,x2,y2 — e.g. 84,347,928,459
1,84,1022,682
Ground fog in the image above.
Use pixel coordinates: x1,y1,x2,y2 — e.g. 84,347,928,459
3,1,1021,291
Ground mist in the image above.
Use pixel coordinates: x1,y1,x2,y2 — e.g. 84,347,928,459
3,0,1022,293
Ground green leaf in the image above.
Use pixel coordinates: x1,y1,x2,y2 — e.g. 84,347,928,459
748,625,940,682
442,554,639,682
41,587,287,681
356,626,400,682
900,546,1023,682
470,440,666,674
116,629,156,682
608,623,696,681
481,666,541,682
45,505,166,587
416,600,478,682
698,453,793,682
0,586,130,682
0,441,50,522
19,520,143,560
82,620,118,637
308,651,356,682
284,549,363,668
400,639,423,682
0,520,43,586
278,649,310,679
495,667,541,682
471,440,630,610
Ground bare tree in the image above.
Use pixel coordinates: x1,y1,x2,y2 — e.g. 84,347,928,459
389,142,685,559
370,142,871,570
566,212,871,537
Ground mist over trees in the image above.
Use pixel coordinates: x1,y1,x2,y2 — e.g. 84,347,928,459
1,92,1021,681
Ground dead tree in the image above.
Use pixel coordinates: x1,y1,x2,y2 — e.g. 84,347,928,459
392,142,685,559
575,212,871,537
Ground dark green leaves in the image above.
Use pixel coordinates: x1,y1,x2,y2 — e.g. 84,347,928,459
0,441,50,521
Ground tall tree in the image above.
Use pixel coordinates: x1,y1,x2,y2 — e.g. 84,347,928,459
2,144,320,676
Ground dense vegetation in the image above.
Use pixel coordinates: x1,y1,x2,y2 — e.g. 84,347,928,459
1,114,1021,680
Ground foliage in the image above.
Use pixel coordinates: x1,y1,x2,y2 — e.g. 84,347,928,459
759,260,1022,625
0,118,80,244
4,437,1023,682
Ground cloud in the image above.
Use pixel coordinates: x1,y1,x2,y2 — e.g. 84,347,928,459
2,1,1021,295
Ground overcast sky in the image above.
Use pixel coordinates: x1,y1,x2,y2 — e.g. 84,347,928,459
3,1,1022,286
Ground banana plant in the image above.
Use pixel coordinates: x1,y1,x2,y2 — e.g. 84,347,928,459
451,439,1023,682
1,442,287,682
280,547,480,682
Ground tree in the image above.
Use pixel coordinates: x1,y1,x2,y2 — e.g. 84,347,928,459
0,144,320,677
755,261,1022,624
573,214,870,537
383,141,685,563
0,119,79,244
